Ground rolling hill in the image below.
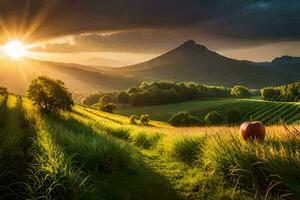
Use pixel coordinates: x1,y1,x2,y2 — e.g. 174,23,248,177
1,40,299,94
112,40,300,88
1,95,300,199
117,98,300,125
0,58,138,94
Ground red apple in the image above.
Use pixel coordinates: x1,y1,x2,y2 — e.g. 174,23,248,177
240,121,266,141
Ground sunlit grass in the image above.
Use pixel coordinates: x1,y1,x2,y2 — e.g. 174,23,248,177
76,105,300,199
22,98,94,199
0,96,299,199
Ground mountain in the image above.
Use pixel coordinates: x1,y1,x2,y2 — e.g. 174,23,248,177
0,58,138,94
271,56,300,65
112,40,300,88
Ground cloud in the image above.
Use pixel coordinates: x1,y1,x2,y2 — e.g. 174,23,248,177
0,0,299,51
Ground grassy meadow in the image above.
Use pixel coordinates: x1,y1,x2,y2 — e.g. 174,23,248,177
0,94,300,199
117,98,300,125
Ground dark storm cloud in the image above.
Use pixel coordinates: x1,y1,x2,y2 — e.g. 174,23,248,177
0,0,299,49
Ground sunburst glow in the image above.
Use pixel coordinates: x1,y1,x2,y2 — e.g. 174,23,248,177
3,40,27,59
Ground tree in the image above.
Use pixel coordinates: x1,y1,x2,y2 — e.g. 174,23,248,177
204,111,224,125
0,87,8,98
82,93,101,106
261,87,281,100
168,112,200,127
140,115,150,126
130,115,140,125
100,103,117,113
27,76,74,113
117,91,130,108
231,86,252,98
99,95,113,106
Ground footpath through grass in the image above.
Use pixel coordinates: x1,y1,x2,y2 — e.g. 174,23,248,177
76,105,300,199
1,97,300,199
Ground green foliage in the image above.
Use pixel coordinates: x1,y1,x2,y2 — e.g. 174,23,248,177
1,92,300,199
168,112,201,127
0,87,8,98
130,115,139,125
261,87,281,100
231,85,252,98
227,109,242,123
262,82,300,102
204,111,224,125
140,114,150,126
99,95,113,106
125,81,231,107
27,76,74,114
118,98,300,125
100,103,117,113
131,132,161,149
117,91,130,108
202,135,300,198
171,137,206,165
81,93,101,106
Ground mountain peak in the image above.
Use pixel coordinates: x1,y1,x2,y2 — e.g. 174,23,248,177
179,40,207,50
271,55,300,64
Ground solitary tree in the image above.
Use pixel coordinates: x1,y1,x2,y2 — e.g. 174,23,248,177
27,76,74,113
140,114,150,126
117,91,130,108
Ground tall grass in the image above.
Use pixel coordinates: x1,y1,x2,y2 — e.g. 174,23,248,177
73,106,163,149
47,111,137,173
171,136,206,165
22,98,95,199
164,126,300,199
202,131,300,199
0,96,34,199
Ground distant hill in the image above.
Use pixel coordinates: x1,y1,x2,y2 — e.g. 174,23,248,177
112,40,300,88
1,40,299,94
0,58,138,94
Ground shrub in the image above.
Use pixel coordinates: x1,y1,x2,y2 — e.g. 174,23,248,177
168,112,200,127
131,132,161,149
27,76,74,113
130,115,140,125
100,103,117,113
204,111,224,125
140,114,150,126
99,95,113,106
231,85,252,98
172,137,206,165
0,87,8,98
261,87,281,100
227,109,242,123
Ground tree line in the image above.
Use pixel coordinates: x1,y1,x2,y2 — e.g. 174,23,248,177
82,81,256,107
261,82,300,102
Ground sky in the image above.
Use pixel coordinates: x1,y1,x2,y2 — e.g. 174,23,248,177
0,0,300,67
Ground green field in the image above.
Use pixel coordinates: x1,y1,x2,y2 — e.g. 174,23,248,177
117,98,300,124
1,95,300,199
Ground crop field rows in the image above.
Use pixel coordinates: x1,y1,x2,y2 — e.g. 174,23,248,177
118,99,300,125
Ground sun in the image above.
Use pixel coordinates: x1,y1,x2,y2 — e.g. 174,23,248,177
3,40,27,59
